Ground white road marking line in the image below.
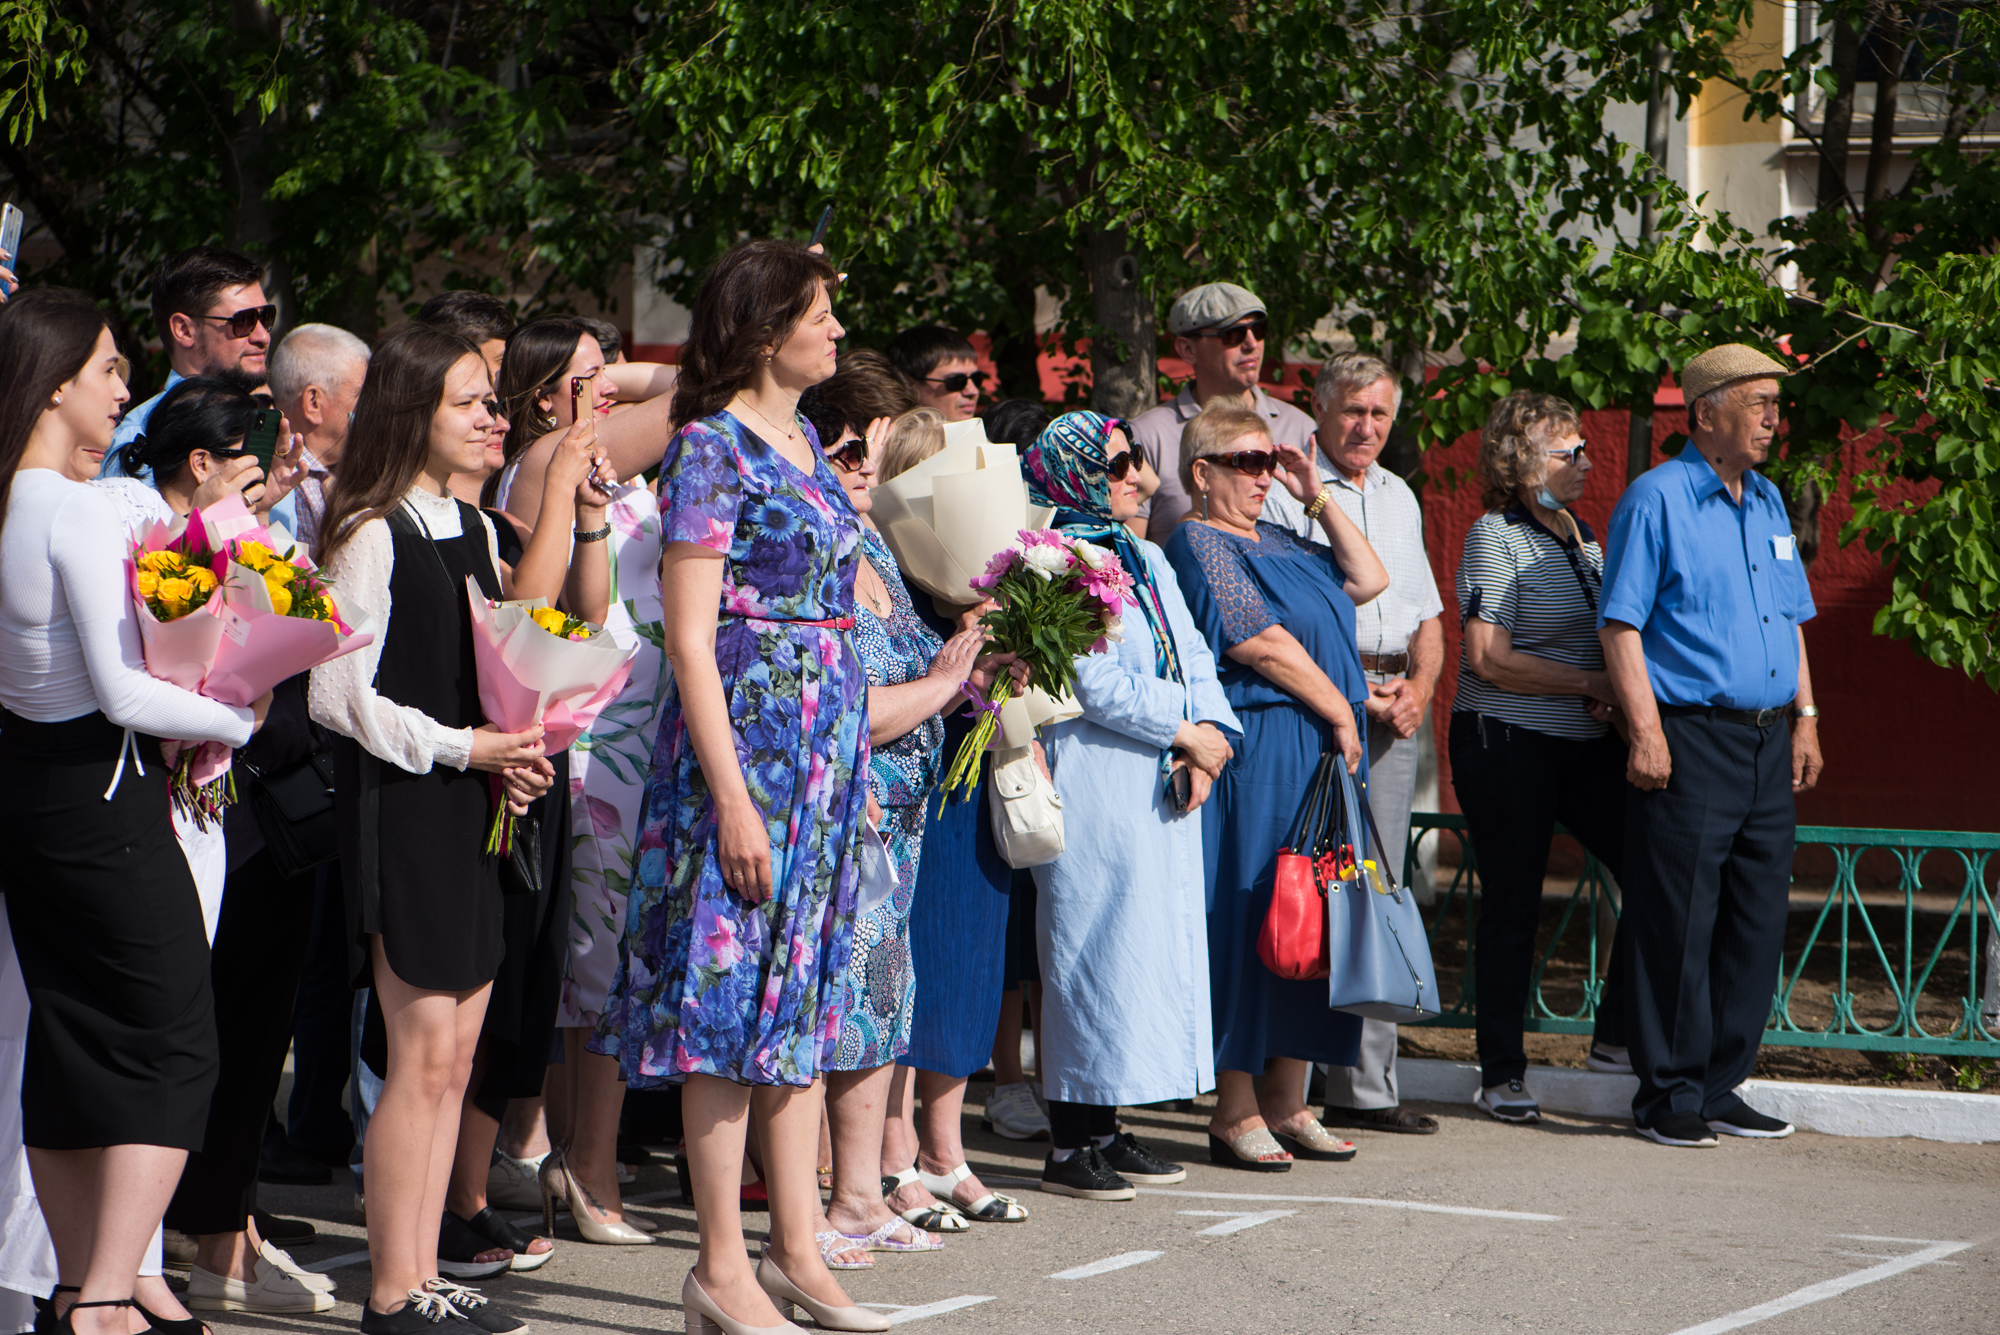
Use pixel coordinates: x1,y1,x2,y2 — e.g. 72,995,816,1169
1139,1187,1561,1222
1179,1209,1298,1236
856,1296,997,1324
309,1189,686,1274
1047,1250,1165,1280
1667,1239,1976,1335
1835,1234,1951,1245
303,1251,369,1274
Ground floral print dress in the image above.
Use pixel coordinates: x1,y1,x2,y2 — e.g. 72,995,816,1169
592,411,871,1087
832,531,944,1070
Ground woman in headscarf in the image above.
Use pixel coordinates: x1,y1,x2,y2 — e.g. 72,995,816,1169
1018,412,1240,1204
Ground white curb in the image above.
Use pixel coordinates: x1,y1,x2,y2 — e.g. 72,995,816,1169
1398,1057,2000,1144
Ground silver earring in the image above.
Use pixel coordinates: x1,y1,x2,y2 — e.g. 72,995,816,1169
51,394,62,407
1200,490,1209,520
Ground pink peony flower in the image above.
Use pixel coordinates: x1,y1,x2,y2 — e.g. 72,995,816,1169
704,914,744,969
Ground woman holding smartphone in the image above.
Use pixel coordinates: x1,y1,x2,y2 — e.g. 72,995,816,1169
310,323,552,1335
0,288,269,1335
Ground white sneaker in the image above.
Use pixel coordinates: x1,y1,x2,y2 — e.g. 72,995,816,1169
1474,1079,1541,1124
259,1240,336,1294
187,1256,336,1314
487,1149,548,1211
982,1082,1052,1140
1585,1044,1633,1074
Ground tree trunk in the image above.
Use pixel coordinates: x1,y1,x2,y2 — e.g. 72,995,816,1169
1817,12,1862,212
322,234,381,341
1630,6,1671,482
991,261,1045,407
1862,4,1911,258
1083,225,1154,419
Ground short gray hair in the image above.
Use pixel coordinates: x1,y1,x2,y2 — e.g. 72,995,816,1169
268,323,371,406
1313,351,1401,417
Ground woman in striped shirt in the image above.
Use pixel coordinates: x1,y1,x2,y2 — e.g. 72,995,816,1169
1449,391,1631,1126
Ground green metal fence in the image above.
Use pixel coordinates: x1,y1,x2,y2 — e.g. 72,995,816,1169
1405,815,2000,1057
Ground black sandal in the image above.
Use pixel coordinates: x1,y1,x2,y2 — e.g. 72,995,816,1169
437,1210,513,1280
56,1298,138,1335
134,1301,212,1335
32,1285,78,1335
454,1207,553,1272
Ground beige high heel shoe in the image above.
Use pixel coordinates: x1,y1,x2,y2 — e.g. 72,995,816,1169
539,1147,653,1245
755,1253,890,1333
682,1271,807,1335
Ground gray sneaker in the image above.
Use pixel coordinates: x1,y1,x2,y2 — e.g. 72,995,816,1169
982,1081,1052,1140
1474,1079,1541,1124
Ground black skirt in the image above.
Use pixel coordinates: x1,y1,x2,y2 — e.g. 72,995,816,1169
0,710,218,1150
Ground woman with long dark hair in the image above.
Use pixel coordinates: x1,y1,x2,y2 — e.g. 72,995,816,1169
309,323,553,1335
0,288,269,1335
592,239,884,1335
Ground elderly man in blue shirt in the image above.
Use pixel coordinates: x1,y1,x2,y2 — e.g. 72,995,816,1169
1598,344,1824,1150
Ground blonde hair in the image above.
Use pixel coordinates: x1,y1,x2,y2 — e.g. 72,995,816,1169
1178,399,1272,499
1478,390,1580,512
876,407,948,482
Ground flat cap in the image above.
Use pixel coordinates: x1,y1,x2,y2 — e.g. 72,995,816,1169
1169,282,1265,336
1680,343,1792,405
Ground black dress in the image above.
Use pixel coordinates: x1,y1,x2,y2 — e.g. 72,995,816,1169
335,500,506,992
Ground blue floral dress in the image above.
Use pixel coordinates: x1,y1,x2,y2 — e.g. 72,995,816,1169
592,411,871,1088
833,531,944,1070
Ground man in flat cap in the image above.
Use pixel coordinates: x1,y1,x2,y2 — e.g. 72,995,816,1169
1133,282,1315,543
1598,343,1824,1148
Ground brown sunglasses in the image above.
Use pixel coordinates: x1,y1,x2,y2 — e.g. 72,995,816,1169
1206,449,1278,476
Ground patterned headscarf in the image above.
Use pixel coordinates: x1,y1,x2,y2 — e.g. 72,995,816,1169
1022,411,1182,686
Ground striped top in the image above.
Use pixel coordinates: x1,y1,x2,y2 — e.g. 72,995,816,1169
1452,506,1607,740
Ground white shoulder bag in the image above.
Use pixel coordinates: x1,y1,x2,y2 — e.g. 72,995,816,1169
986,744,1064,868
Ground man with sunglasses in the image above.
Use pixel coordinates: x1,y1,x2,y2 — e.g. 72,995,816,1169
1135,282,1316,544
107,245,278,478
885,324,987,423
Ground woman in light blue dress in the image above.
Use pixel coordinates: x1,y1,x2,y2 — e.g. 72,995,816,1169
1021,412,1241,1201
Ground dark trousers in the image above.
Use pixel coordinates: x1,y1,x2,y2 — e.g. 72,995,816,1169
1047,1100,1117,1150
1624,710,1795,1126
286,863,356,1163
165,847,318,1234
1449,713,1630,1087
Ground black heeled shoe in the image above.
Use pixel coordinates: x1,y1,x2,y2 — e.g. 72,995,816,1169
31,1285,78,1335
56,1298,145,1335
134,1301,211,1335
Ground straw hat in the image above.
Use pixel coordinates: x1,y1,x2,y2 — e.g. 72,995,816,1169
1680,343,1792,406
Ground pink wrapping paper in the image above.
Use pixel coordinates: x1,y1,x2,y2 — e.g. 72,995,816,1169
465,577,637,749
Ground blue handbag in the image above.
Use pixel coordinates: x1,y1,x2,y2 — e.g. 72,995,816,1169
1324,757,1441,1023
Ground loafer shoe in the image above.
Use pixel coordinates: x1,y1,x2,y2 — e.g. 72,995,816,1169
1097,1131,1186,1184
186,1257,335,1314
1039,1145,1135,1201
1585,1043,1633,1074
982,1082,1052,1141
1636,1111,1719,1147
260,1240,336,1294
1474,1079,1541,1124
1705,1097,1794,1139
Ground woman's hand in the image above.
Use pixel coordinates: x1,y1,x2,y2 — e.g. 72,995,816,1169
248,690,274,735
254,419,308,516
955,597,998,635
544,413,615,510
0,265,13,302
926,628,985,690
1182,762,1213,813
967,650,1027,697
1173,719,1234,777
193,455,268,512
502,756,555,815
469,723,546,774
1333,710,1364,775
1273,439,1325,504
866,791,883,828
716,794,773,903
1032,739,1051,783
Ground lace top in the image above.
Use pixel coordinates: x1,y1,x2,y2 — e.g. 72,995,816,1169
307,485,502,774
851,530,944,807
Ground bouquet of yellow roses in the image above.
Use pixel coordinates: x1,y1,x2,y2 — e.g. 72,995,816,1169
129,494,373,822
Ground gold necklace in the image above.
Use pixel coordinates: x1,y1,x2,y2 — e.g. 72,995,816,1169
736,396,800,446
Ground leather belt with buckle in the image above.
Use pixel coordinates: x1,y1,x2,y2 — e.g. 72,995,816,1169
1359,651,1409,675
1659,702,1791,728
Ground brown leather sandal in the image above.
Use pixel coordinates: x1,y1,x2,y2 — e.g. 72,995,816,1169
1321,1104,1439,1134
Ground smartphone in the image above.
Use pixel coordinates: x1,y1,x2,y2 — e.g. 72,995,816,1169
810,204,834,248
571,375,589,420
242,407,283,469
0,203,22,296
1168,764,1193,814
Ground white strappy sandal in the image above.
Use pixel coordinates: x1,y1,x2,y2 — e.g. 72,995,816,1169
917,1162,1029,1223
880,1168,971,1233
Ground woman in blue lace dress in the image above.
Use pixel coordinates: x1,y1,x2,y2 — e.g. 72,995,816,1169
1162,400,1389,1174
591,241,886,1335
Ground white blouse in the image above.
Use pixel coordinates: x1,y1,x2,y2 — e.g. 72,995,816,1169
308,486,501,776
0,470,254,744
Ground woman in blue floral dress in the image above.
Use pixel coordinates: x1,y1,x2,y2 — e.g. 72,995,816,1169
591,241,886,1335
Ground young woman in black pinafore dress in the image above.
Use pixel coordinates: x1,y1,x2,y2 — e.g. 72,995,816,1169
308,325,553,1335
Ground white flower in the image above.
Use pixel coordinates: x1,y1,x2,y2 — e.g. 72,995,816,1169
1072,540,1110,570
1023,545,1072,577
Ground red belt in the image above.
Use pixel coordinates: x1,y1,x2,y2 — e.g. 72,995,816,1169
724,612,855,629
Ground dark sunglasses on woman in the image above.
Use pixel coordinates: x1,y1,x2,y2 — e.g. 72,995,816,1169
1106,450,1136,480
923,369,989,394
1209,449,1277,476
828,435,869,472
196,304,279,339
1191,318,1267,349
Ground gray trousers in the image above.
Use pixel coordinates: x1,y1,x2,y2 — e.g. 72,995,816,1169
1324,713,1423,1110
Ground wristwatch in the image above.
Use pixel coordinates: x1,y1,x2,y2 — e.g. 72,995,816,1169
1791,704,1820,719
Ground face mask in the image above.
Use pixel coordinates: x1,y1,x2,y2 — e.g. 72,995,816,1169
1535,485,1562,512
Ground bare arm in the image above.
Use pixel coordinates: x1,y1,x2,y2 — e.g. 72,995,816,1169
591,390,680,485
1792,627,1822,792
1271,440,1388,604
1465,619,1615,701
866,630,987,746
505,420,612,621
1227,624,1363,771
604,360,678,408
1600,621,1669,790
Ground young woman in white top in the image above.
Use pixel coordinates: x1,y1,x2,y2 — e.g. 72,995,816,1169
0,288,270,1335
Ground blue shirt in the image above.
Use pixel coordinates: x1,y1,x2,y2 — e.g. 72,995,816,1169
1599,447,1815,711
104,370,185,481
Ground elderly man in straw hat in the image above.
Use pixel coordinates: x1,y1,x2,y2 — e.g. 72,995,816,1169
1597,343,1824,1149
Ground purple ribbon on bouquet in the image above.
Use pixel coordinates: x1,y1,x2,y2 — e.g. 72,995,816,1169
959,681,1006,721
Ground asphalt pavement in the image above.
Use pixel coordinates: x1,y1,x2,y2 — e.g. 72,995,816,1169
228,1089,1998,1335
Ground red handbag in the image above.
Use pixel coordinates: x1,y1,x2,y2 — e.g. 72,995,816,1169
1258,751,1345,981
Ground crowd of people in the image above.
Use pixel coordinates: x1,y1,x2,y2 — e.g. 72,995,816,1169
0,235,1824,1335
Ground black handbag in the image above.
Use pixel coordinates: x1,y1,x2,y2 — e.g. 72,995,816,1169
243,747,339,878
500,809,543,898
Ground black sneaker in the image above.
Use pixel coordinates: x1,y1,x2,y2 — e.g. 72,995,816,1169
1636,1111,1720,1148
360,1291,482,1335
1705,1097,1795,1139
1097,1131,1187,1184
1040,1145,1136,1200
423,1281,529,1335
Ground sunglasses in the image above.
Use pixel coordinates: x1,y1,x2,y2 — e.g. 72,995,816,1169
828,434,869,472
1191,318,1267,349
1106,451,1135,481
1207,449,1278,476
1546,443,1587,464
923,369,989,394
197,304,279,339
